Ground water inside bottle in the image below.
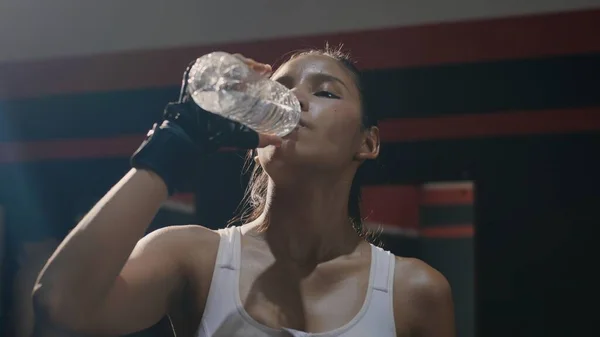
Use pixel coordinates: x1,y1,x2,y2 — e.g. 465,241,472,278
191,90,298,137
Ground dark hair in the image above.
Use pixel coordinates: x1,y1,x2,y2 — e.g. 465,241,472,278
230,44,377,237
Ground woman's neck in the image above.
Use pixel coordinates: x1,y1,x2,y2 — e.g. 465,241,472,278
248,175,362,266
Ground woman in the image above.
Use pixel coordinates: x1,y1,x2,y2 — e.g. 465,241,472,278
33,47,455,337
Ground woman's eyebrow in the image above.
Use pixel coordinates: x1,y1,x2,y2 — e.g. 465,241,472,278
309,73,349,91
273,73,350,92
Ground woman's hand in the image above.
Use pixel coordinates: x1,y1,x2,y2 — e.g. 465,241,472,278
233,53,273,76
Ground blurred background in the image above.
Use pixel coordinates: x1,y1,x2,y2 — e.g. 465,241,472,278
1,1,599,336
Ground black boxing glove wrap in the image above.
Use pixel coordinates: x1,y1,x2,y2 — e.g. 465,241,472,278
131,60,261,194
130,119,199,195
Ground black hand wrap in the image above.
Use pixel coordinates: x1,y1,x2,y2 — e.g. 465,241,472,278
130,60,260,195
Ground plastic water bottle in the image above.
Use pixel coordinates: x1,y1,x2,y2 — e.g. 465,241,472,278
186,52,301,137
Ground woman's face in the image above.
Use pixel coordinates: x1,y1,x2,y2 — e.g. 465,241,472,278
257,54,379,178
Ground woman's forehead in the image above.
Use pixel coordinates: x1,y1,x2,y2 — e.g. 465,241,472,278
274,54,352,82
273,54,359,96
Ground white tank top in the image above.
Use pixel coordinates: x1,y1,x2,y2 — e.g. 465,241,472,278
196,226,397,337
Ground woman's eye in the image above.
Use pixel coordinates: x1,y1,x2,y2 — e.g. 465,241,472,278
314,91,340,99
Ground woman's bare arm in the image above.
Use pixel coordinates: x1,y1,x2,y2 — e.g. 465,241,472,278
32,169,191,335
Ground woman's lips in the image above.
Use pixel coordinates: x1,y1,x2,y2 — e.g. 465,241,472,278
283,129,298,140
282,119,308,141
298,118,311,129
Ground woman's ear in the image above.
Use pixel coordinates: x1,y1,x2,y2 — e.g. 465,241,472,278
355,126,380,161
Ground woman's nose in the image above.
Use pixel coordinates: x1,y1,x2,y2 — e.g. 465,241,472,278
290,87,309,112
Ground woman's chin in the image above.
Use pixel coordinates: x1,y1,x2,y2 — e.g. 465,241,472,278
266,140,308,166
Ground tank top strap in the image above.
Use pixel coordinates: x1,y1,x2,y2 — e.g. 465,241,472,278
216,226,242,270
371,245,396,293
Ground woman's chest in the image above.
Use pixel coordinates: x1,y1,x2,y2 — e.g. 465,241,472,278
238,253,372,334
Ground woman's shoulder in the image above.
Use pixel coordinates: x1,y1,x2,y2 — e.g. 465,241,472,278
391,255,454,334
368,243,450,293
392,256,451,295
144,224,221,245
142,225,223,286
140,224,221,263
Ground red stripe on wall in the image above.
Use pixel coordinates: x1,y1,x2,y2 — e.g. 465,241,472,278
379,107,600,142
420,186,474,206
362,184,475,238
1,107,598,164
1,9,599,100
0,135,237,164
361,186,420,230
0,135,143,164
420,225,474,238
367,223,474,238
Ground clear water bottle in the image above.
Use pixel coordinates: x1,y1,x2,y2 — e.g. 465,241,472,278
186,52,301,137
